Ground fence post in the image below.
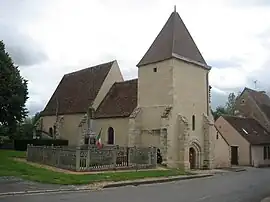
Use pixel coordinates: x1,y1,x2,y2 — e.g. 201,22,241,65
113,147,117,170
148,147,152,166
26,144,30,161
152,147,157,167
135,146,138,171
50,144,53,166
57,147,61,167
42,146,45,163
126,147,129,167
86,147,90,170
75,146,80,171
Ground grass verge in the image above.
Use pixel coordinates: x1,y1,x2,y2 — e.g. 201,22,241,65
0,150,188,185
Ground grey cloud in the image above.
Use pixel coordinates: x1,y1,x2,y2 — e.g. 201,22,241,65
6,44,47,66
256,28,270,50
0,0,53,26
228,0,270,7
211,90,228,109
247,29,270,90
208,57,244,69
99,0,160,10
0,24,48,66
0,1,51,66
26,101,44,116
247,59,270,90
210,86,247,110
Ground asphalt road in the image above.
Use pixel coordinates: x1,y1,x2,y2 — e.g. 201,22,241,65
1,167,270,202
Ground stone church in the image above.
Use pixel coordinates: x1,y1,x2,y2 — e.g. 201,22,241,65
36,8,217,170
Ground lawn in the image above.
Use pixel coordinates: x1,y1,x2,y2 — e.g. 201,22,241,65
0,150,188,185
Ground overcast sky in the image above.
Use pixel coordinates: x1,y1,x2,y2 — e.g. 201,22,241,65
1,0,270,115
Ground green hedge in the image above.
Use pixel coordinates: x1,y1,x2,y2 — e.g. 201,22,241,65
0,139,14,150
14,139,69,151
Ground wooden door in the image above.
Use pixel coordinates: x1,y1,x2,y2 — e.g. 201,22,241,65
231,146,239,165
189,148,196,169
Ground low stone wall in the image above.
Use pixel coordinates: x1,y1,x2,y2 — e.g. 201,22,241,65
26,145,157,172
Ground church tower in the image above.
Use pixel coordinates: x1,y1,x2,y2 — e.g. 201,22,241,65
130,7,214,169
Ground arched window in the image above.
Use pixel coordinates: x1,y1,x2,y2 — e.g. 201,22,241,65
49,127,53,136
192,115,195,131
107,127,114,145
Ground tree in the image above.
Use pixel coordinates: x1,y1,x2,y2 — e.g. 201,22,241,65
32,111,41,125
12,112,41,140
212,106,227,121
225,93,237,115
212,92,239,121
0,40,28,139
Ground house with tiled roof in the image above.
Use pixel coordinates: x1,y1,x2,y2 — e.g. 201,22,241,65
37,7,218,170
235,87,270,132
36,60,124,145
215,115,270,167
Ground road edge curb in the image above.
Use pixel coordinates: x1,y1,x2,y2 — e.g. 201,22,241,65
0,174,213,197
103,174,213,188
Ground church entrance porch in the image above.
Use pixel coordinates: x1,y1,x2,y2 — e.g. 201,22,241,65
188,141,202,169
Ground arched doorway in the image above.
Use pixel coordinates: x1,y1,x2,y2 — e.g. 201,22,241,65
189,147,196,169
188,141,202,169
107,127,114,145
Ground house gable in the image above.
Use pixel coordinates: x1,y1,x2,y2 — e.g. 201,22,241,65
236,87,270,131
215,116,251,165
221,115,270,145
92,61,124,110
215,116,250,146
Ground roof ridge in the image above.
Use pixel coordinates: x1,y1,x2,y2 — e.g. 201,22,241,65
245,87,267,94
65,60,115,76
245,87,258,93
171,10,176,57
118,78,138,82
222,115,252,120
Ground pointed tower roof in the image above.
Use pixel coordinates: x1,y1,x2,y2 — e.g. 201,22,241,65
137,7,209,69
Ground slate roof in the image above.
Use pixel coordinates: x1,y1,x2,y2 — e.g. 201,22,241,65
94,79,138,119
137,10,207,67
245,88,270,120
41,61,114,116
223,115,270,145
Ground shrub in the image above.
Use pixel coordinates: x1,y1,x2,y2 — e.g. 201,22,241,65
0,137,14,150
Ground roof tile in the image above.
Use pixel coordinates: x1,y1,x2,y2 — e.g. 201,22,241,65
137,11,206,67
245,88,270,122
41,61,114,116
223,115,270,145
94,79,138,118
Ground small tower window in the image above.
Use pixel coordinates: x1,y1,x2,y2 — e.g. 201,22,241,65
153,67,157,72
192,115,195,131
